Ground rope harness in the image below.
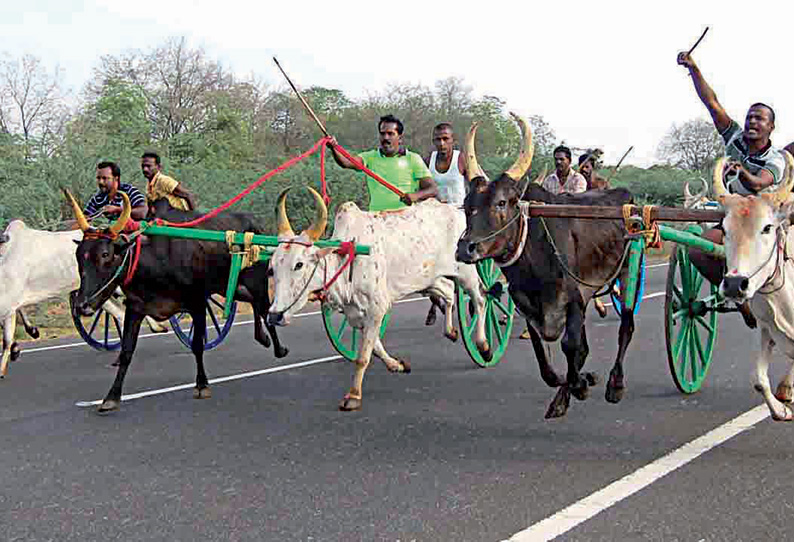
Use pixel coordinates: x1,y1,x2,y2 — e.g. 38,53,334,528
274,239,358,314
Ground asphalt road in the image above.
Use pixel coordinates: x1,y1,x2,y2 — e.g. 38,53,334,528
2,262,793,542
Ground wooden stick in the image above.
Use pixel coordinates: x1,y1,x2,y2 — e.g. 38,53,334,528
605,145,634,183
687,27,709,56
273,57,330,137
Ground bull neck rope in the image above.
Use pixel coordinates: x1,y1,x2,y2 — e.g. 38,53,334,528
495,201,530,268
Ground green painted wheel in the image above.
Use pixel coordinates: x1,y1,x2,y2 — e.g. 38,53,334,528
457,259,515,368
665,241,720,393
322,304,391,361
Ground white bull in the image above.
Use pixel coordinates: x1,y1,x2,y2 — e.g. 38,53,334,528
713,152,794,421
0,220,168,377
266,188,489,411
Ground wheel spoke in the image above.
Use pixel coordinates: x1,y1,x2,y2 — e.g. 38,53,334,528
113,316,122,338
208,296,225,310
492,298,510,316
88,310,102,336
489,307,504,344
672,316,690,362
338,316,348,336
694,314,714,334
350,328,358,351
693,324,708,372
676,321,692,381
466,312,479,335
103,311,110,346
208,306,222,334
671,284,684,304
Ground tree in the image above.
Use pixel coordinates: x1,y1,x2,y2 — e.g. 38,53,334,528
657,118,724,171
0,53,69,159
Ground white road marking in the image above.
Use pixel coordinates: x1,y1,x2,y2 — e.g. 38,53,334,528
503,405,769,542
75,355,342,407
23,297,428,354
603,291,665,308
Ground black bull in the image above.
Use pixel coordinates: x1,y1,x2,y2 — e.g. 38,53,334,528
457,177,636,418
70,197,288,413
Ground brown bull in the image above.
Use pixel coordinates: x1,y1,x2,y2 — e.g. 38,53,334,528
456,113,636,418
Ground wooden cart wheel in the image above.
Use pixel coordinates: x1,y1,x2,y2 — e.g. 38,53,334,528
457,259,515,368
665,241,719,393
322,304,390,361
169,295,237,351
611,253,647,315
70,290,122,351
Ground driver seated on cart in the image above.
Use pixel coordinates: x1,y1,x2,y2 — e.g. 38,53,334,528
678,50,788,328
83,161,148,222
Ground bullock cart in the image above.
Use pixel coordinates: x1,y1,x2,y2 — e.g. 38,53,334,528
96,220,514,368
518,202,725,394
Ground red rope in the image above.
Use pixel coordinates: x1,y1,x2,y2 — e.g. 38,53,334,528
123,235,142,287
329,143,406,198
314,241,356,301
147,136,406,229
159,136,332,228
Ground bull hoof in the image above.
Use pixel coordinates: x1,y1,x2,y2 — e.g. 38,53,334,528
775,382,793,403
29,327,40,339
193,387,212,399
400,360,411,374
109,360,120,368
97,399,120,413
445,328,459,342
570,383,590,401
478,345,493,363
10,343,21,362
339,395,362,411
585,372,601,387
605,383,625,404
425,311,437,326
771,404,794,422
545,386,571,419
275,346,289,359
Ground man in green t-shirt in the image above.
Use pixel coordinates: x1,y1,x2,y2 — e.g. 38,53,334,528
328,114,442,325
328,114,437,211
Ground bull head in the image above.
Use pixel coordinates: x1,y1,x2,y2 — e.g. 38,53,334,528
268,186,330,326
63,188,131,237
457,113,534,264
719,150,794,302
276,186,327,242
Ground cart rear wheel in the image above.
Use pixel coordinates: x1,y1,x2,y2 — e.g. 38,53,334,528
457,259,515,368
665,241,719,393
169,295,237,351
322,305,391,361
70,291,122,351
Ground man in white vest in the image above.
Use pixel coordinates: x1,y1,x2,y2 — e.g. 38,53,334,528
423,122,469,325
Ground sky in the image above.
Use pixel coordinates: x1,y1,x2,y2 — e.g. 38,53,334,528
2,0,793,167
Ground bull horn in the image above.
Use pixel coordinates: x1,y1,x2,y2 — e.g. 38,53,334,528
304,186,328,242
534,166,548,185
63,189,91,232
683,181,693,199
107,192,131,237
276,187,295,239
772,150,794,206
464,122,489,182
712,157,729,199
504,112,534,181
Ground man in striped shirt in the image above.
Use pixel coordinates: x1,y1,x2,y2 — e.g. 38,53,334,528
84,161,147,221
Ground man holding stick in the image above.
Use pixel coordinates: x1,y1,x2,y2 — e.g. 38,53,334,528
677,49,787,328
328,114,437,210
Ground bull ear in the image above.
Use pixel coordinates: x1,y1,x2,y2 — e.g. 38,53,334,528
470,176,488,194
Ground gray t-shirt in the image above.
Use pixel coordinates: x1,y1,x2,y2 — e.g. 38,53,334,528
721,120,786,195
